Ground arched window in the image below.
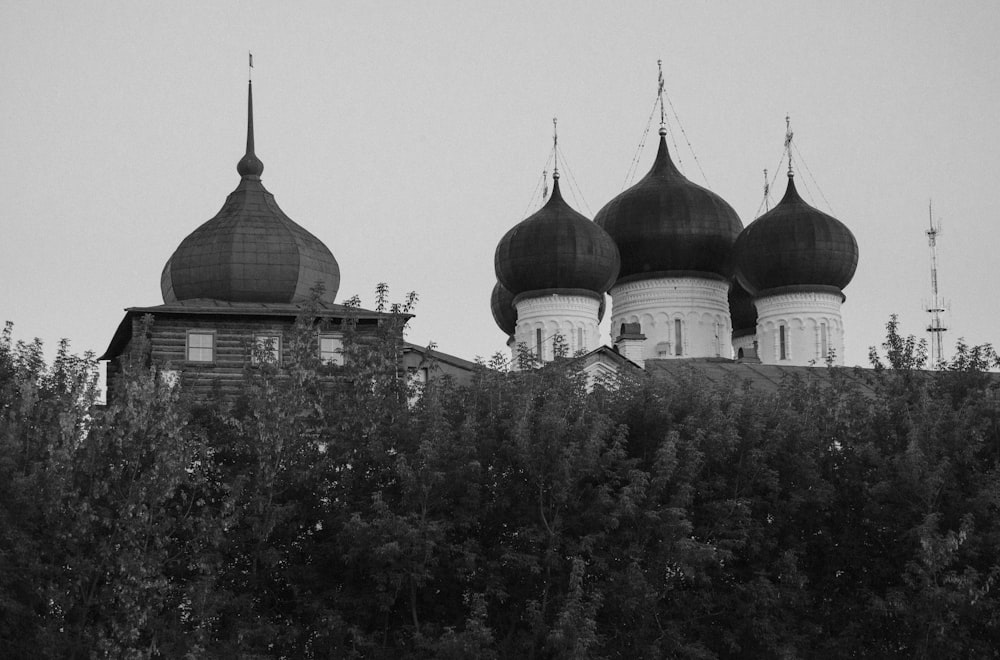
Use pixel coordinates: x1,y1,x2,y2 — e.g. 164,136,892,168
820,322,828,359
536,328,543,360
674,319,683,356
779,324,787,360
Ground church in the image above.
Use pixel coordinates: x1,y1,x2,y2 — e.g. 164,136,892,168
493,110,858,377
100,75,859,393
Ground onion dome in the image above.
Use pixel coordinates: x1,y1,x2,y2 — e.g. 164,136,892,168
494,175,620,297
160,81,340,305
729,281,757,336
734,175,858,296
491,282,517,336
594,130,743,281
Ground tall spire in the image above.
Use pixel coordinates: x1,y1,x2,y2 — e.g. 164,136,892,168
657,59,667,137
785,114,794,178
237,78,264,179
552,117,560,181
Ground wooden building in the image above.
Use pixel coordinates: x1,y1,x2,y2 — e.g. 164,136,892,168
100,81,473,398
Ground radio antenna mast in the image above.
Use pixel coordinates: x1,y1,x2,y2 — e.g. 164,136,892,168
925,200,947,366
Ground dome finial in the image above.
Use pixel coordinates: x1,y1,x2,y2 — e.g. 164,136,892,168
785,114,794,178
657,59,667,137
552,117,560,181
237,69,264,179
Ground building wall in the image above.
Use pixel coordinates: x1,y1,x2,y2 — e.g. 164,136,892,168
108,314,348,400
609,276,732,360
754,289,845,366
512,293,601,364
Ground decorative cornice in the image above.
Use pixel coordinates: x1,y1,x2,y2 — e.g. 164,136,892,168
513,288,604,307
616,270,730,286
755,284,845,303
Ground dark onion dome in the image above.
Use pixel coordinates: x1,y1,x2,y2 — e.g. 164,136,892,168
160,81,340,305
491,281,517,336
594,130,743,282
734,174,858,296
494,176,620,297
729,281,757,336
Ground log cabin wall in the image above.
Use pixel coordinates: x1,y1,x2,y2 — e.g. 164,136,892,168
108,313,354,402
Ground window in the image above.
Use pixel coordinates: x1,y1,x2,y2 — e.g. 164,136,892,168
536,328,543,360
779,325,787,360
319,334,344,365
820,322,828,359
253,334,281,365
187,331,215,362
577,327,584,352
674,319,683,356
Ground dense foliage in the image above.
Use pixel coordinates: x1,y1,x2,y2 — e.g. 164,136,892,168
2,311,999,658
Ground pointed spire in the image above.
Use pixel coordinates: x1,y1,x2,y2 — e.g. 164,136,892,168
649,60,680,177
779,171,802,204
657,59,667,137
763,168,771,212
552,117,560,181
237,80,264,179
784,114,794,178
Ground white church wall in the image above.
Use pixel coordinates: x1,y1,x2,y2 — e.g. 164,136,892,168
513,293,601,365
609,276,732,360
754,289,845,366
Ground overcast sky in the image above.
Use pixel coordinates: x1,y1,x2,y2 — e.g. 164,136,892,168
2,1,998,369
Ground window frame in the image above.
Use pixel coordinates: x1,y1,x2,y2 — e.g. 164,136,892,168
186,330,216,363
252,333,282,366
318,333,344,366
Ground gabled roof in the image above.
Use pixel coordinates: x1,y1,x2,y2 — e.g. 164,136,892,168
402,342,478,372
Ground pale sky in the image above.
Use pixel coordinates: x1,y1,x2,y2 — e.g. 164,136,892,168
2,1,998,369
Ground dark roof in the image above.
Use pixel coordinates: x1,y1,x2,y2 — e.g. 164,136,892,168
160,81,341,305
402,342,479,372
569,344,644,372
734,175,858,296
643,358,876,396
98,299,390,361
495,177,620,296
595,132,743,282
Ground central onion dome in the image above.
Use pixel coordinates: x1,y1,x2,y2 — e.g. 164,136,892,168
734,174,858,295
160,82,340,305
494,175,620,298
595,130,743,282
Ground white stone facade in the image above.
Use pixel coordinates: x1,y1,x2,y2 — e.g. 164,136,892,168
754,289,845,366
609,276,732,360
512,293,602,364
